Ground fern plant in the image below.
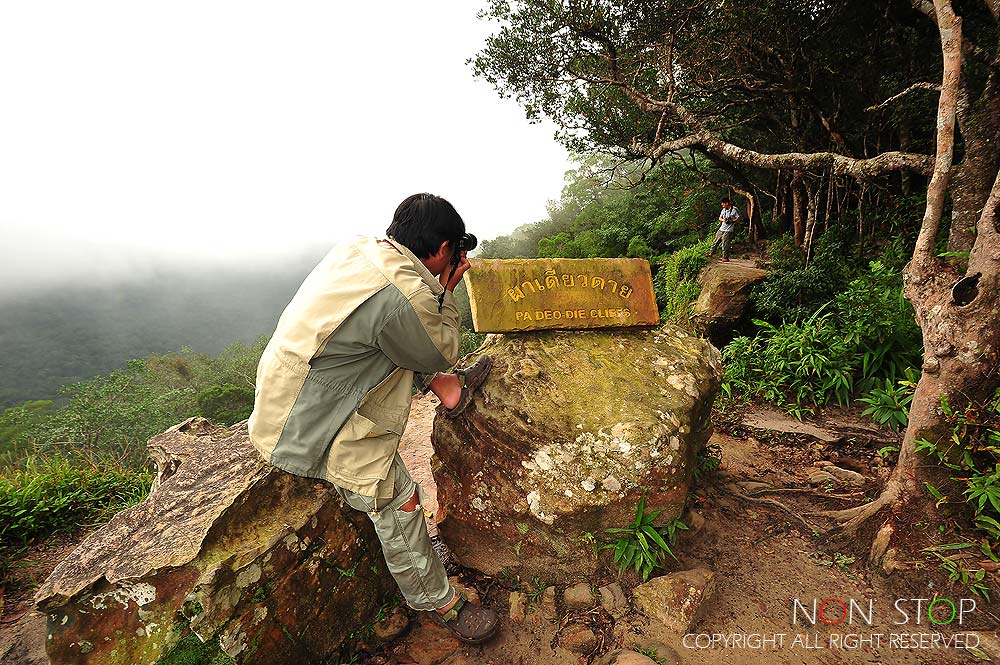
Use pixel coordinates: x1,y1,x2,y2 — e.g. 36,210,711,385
857,368,918,431
602,497,685,581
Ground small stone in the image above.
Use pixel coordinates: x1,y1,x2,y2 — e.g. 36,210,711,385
597,582,627,615
632,567,717,634
559,624,597,655
814,460,833,467
563,582,594,610
373,606,410,642
509,591,527,624
540,585,557,619
405,616,461,665
808,470,836,486
602,475,622,492
595,649,658,665
683,508,705,535
825,464,865,486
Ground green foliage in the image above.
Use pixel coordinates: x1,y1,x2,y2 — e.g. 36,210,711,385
751,226,858,322
460,329,487,357
0,400,54,460
196,384,254,426
636,647,666,663
0,456,151,577
915,390,1000,599
694,443,722,481
857,369,918,431
1,339,268,470
924,545,991,600
723,309,856,408
653,239,711,323
833,261,922,393
602,497,685,581
725,260,922,410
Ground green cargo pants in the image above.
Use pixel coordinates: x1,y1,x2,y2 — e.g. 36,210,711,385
709,229,734,259
332,453,455,611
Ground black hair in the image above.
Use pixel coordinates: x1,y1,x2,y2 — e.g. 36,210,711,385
385,193,466,259
720,197,732,205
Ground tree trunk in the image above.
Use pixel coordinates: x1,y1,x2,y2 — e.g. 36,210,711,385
949,108,1000,255
823,0,1000,563
792,176,806,245
803,182,821,267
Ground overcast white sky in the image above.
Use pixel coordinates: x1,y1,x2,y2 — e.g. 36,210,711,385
0,1,572,288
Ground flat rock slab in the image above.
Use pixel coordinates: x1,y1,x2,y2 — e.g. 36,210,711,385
35,418,394,664
744,408,841,443
463,258,659,332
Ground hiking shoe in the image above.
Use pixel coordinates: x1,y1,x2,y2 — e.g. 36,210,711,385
444,356,493,417
430,592,499,644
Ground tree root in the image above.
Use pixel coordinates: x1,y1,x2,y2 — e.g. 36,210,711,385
718,483,825,534
816,477,901,539
747,487,862,502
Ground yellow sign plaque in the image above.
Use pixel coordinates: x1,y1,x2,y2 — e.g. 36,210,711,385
462,258,660,333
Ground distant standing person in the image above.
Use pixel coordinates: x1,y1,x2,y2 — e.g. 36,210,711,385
705,198,741,262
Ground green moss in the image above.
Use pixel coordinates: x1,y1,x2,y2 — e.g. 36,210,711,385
251,581,274,602
155,635,234,665
181,598,204,619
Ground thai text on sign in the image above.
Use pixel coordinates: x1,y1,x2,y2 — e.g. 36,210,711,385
462,258,660,333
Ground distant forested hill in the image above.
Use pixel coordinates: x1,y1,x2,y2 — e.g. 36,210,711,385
0,257,325,407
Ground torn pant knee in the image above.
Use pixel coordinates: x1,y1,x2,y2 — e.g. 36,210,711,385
333,455,452,611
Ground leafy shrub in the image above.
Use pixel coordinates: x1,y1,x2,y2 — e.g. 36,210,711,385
727,260,922,410
601,497,685,581
834,261,922,393
196,383,254,425
914,389,1000,596
856,369,918,431
723,308,856,408
752,226,858,321
653,239,711,322
0,456,152,576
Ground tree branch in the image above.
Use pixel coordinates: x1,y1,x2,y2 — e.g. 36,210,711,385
911,0,963,273
865,82,942,112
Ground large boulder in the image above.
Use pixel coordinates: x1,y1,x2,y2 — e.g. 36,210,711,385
691,261,768,345
35,419,394,665
432,327,721,581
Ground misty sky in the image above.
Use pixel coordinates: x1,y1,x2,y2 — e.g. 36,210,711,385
0,2,572,290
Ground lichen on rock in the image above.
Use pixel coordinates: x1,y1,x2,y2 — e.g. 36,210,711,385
432,326,721,581
35,418,395,664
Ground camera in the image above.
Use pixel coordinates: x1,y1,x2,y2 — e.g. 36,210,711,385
450,233,477,265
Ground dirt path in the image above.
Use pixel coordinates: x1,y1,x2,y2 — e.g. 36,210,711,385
383,402,995,665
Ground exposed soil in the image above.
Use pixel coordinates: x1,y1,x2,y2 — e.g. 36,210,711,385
378,397,998,665
3,396,997,665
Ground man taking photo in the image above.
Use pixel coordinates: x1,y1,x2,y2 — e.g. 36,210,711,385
249,193,498,643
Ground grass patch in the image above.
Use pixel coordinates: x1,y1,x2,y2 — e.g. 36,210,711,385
0,455,152,578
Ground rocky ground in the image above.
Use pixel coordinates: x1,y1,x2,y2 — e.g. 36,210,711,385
3,394,999,664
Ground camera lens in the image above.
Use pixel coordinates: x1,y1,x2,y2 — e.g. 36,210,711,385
462,233,478,252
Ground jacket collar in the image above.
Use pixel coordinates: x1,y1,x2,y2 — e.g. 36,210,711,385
383,237,445,296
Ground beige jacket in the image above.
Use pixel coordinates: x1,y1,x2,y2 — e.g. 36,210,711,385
248,236,461,496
